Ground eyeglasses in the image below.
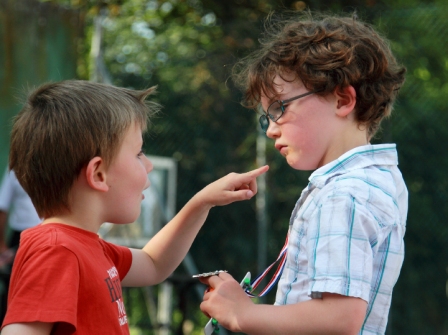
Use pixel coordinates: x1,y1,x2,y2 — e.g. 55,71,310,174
259,90,322,133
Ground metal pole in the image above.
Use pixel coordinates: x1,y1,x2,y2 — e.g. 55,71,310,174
90,7,112,84
157,281,173,335
256,114,267,299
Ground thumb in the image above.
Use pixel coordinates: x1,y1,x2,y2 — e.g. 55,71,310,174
231,189,254,200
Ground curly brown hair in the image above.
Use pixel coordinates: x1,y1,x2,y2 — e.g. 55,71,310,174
232,11,406,137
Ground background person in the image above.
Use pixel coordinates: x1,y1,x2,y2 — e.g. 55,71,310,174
0,168,41,261
0,168,41,323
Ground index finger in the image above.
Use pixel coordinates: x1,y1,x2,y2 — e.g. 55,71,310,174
241,165,269,193
238,164,269,183
198,276,213,286
245,165,269,178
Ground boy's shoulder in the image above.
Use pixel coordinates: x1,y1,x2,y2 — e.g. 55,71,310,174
20,223,131,261
21,223,101,250
305,144,407,222
310,144,401,191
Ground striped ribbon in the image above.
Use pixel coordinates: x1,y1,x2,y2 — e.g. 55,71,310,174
245,232,289,298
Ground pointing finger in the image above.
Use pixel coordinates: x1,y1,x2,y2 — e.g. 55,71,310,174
239,165,269,194
245,165,269,178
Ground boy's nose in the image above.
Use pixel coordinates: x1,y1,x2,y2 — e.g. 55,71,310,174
265,121,280,139
144,156,153,173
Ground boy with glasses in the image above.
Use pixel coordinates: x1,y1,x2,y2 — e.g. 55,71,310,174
199,11,408,335
1,80,268,334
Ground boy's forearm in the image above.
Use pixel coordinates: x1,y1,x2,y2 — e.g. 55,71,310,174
139,166,268,282
204,291,366,335
141,193,212,281
123,194,210,287
125,166,267,286
238,296,366,335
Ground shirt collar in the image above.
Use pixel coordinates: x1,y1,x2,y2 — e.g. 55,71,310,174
308,144,399,189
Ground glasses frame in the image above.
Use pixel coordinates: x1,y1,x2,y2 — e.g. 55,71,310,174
259,89,322,133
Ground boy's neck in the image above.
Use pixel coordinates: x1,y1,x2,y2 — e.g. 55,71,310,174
43,164,110,233
42,215,103,233
320,125,369,167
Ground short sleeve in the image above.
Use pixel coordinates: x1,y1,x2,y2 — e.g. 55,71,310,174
306,184,379,303
99,240,132,280
4,245,80,330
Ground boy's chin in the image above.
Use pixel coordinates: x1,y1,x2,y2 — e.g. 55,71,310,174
111,215,140,225
286,158,317,171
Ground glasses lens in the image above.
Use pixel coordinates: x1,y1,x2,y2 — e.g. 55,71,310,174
259,115,269,132
267,101,283,121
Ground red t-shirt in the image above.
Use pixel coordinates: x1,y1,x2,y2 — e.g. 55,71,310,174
2,223,133,334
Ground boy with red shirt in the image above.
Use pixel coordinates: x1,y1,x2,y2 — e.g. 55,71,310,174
1,80,268,334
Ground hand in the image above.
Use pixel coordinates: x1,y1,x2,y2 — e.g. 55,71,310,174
199,272,254,333
196,165,269,208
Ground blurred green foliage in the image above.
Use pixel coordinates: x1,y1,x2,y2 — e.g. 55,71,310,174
0,0,79,170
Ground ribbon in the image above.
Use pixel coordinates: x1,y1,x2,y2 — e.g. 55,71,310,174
245,232,289,297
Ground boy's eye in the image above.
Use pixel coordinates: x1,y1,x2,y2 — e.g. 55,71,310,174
138,150,145,157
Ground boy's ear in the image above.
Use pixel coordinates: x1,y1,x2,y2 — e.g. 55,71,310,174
85,157,109,192
335,85,356,117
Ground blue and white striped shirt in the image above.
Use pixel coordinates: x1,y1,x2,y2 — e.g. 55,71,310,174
275,144,408,335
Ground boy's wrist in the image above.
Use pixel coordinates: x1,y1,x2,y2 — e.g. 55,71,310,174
190,190,215,211
233,300,258,334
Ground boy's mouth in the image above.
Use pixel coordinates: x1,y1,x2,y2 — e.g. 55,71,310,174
275,143,287,154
